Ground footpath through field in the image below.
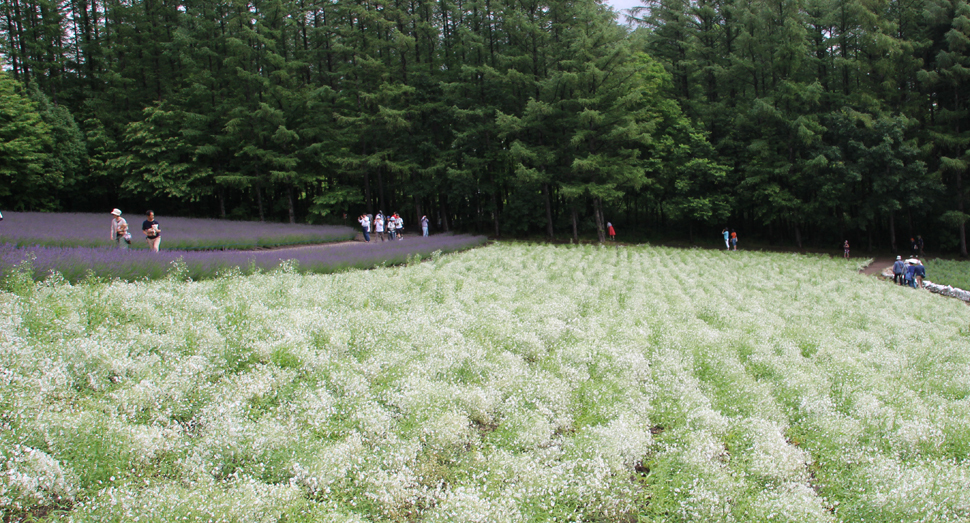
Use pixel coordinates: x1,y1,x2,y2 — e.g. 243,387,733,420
860,256,897,276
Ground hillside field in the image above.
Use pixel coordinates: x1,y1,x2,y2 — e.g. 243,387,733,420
2,244,969,522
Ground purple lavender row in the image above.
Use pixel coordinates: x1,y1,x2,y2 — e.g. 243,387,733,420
0,234,487,283
0,212,356,250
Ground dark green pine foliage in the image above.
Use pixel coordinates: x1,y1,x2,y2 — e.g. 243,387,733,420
560,5,659,243
920,0,970,255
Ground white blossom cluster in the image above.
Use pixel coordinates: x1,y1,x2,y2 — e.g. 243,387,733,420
1,244,969,522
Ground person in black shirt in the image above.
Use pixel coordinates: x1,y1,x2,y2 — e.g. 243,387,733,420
142,210,161,252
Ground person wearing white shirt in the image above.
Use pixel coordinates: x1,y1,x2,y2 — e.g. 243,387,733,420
374,214,385,241
358,214,371,242
109,208,130,250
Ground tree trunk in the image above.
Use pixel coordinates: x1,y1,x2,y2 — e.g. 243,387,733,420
571,205,579,243
255,185,265,223
287,185,296,224
542,183,554,239
959,171,968,257
492,192,500,237
413,194,423,231
593,197,606,243
440,193,450,232
218,187,226,219
794,223,802,249
377,165,386,215
889,212,896,253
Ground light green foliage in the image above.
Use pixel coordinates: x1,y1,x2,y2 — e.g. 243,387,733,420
2,245,970,521
924,258,970,290
0,73,52,211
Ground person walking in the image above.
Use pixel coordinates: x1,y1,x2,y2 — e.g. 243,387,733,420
607,222,616,241
394,213,404,240
843,240,850,259
905,260,918,288
358,214,371,242
722,228,730,250
730,230,738,251
421,215,429,237
142,210,161,252
110,209,130,250
374,214,385,241
914,259,926,289
892,256,906,285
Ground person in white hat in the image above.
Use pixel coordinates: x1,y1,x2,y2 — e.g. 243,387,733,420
892,256,905,285
109,209,130,250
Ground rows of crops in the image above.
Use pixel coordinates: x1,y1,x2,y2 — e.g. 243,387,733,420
0,212,486,282
2,244,969,522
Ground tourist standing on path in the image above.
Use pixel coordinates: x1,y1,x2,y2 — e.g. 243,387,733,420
394,213,404,240
607,222,615,241
110,209,130,250
892,256,906,285
421,215,429,237
905,260,918,288
722,228,730,249
142,210,161,252
914,260,926,289
843,240,850,259
374,214,385,241
910,237,919,257
730,230,738,251
358,214,371,242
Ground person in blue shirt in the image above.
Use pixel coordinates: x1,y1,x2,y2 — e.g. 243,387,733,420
892,256,906,285
914,260,926,289
905,261,917,288
722,228,730,249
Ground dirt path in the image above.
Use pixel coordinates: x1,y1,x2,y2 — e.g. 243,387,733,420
860,256,897,277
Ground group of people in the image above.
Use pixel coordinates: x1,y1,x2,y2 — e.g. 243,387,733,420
910,236,925,257
110,209,161,252
892,256,927,289
358,211,430,242
721,228,738,250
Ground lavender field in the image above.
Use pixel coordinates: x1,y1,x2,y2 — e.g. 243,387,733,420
0,212,356,250
0,234,487,283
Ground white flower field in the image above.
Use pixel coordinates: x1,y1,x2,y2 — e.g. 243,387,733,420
2,243,970,522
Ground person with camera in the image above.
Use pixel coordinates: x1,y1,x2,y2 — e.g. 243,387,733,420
142,210,162,252
110,208,131,250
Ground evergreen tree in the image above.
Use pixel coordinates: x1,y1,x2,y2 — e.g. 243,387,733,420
0,72,52,210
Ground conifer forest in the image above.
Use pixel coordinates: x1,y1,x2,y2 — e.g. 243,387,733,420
1,0,968,253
